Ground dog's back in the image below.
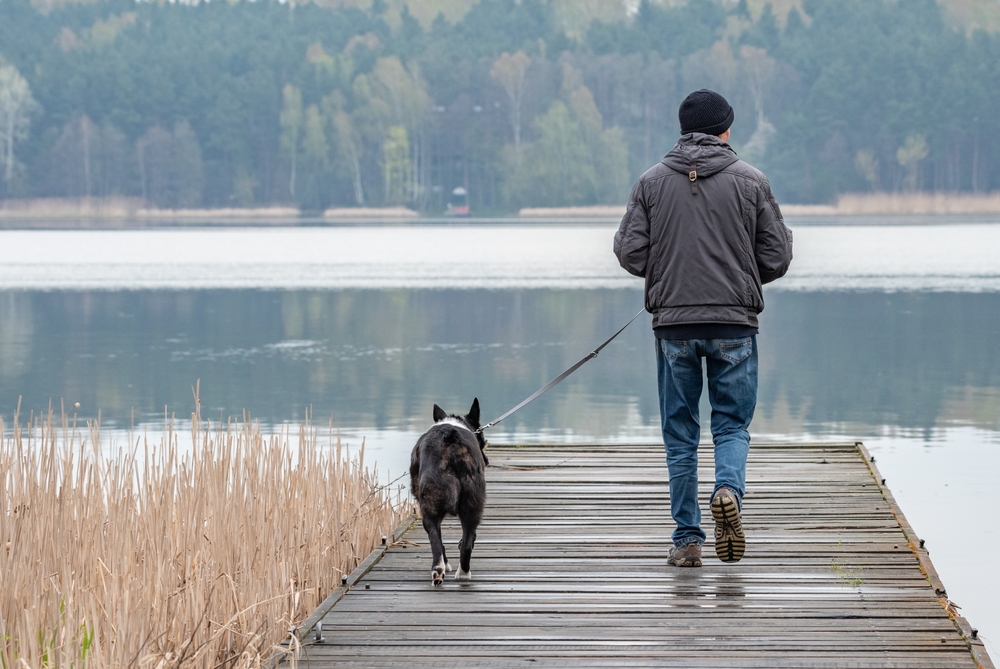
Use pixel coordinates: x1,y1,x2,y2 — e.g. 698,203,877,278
410,399,487,584
411,421,486,520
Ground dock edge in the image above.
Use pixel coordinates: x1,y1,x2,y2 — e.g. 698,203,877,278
857,441,995,669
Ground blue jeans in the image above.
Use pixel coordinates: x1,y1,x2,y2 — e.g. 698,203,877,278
656,336,758,547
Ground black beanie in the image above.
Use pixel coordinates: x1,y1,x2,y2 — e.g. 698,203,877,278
678,89,734,136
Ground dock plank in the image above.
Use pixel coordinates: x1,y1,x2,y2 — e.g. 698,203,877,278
295,443,992,668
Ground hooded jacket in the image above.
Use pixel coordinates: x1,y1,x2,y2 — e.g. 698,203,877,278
614,133,793,329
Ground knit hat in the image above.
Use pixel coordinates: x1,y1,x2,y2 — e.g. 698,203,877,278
678,89,734,136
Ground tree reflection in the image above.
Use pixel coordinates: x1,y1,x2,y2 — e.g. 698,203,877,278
0,289,997,438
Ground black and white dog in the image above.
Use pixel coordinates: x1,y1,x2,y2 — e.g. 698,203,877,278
409,399,488,585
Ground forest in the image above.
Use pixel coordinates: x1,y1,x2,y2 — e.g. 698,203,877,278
0,0,998,212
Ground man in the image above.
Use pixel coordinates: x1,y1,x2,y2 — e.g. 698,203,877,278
613,89,793,567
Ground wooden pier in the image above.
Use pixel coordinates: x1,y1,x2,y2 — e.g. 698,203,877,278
294,442,993,668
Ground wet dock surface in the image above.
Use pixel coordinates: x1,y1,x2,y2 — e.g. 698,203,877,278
295,442,992,668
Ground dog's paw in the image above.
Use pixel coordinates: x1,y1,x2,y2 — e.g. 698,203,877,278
456,569,472,581
445,561,452,572
432,568,444,586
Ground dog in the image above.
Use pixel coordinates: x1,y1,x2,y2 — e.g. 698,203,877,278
409,398,488,585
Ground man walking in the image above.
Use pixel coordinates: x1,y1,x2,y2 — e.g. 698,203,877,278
614,89,793,567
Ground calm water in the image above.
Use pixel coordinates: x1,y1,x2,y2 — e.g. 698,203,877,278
1,220,998,648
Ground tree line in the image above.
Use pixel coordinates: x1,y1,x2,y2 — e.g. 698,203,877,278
0,0,998,211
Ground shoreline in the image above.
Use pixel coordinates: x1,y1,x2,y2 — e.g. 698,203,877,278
0,198,423,224
3,214,1000,230
2,192,1000,227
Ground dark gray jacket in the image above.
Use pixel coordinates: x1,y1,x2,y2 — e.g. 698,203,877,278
614,133,793,329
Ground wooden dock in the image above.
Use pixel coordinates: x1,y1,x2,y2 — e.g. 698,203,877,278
294,442,993,668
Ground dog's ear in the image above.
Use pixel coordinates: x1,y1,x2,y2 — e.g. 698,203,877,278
468,397,480,425
432,404,447,422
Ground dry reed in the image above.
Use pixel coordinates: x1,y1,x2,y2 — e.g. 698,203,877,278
322,206,418,218
783,191,1000,216
135,207,300,219
0,396,410,669
0,198,304,220
0,197,143,219
518,205,625,218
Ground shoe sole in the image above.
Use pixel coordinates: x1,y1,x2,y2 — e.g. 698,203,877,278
712,492,745,563
667,555,702,568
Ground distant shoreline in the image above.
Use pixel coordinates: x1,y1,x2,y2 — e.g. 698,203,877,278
784,192,1000,216
520,193,1000,218
2,193,1000,226
0,199,429,227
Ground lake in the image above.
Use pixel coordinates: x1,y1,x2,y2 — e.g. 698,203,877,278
1,219,998,649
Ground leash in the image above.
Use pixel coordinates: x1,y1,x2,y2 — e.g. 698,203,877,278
477,308,646,433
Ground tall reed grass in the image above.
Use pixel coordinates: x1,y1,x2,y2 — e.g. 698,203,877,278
518,205,625,218
0,397,410,669
782,191,1000,216
0,197,301,220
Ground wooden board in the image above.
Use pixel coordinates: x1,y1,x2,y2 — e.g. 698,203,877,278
294,442,993,668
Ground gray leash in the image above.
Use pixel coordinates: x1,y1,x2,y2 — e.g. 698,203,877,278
477,308,646,433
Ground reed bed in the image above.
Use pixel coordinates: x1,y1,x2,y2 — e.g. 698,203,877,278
835,191,1000,215
518,205,625,218
0,399,411,669
783,191,1000,216
0,198,302,220
0,196,143,219
322,206,418,218
135,207,301,219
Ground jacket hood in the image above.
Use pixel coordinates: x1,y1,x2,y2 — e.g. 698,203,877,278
662,133,739,179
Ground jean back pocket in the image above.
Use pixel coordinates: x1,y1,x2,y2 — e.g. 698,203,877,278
719,337,752,364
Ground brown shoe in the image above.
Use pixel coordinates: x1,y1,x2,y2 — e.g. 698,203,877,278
711,487,745,563
667,543,702,567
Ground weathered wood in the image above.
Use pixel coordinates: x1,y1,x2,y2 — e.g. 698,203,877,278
295,443,993,668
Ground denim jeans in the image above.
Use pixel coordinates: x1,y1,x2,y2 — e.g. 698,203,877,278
655,336,758,547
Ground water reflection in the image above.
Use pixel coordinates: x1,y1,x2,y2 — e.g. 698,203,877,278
2,289,998,439
758,291,1000,435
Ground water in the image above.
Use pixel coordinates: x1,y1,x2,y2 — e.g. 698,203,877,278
1,220,999,290
1,220,998,649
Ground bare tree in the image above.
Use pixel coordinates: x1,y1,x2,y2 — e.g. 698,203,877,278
96,121,126,197
0,65,40,196
279,84,303,198
50,116,128,197
323,91,365,206
854,149,880,191
738,46,778,163
50,115,92,196
81,115,93,197
739,46,776,130
897,134,929,191
491,52,531,151
637,53,678,165
172,120,203,207
136,126,174,207
335,111,365,206
371,57,431,206
683,40,738,96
